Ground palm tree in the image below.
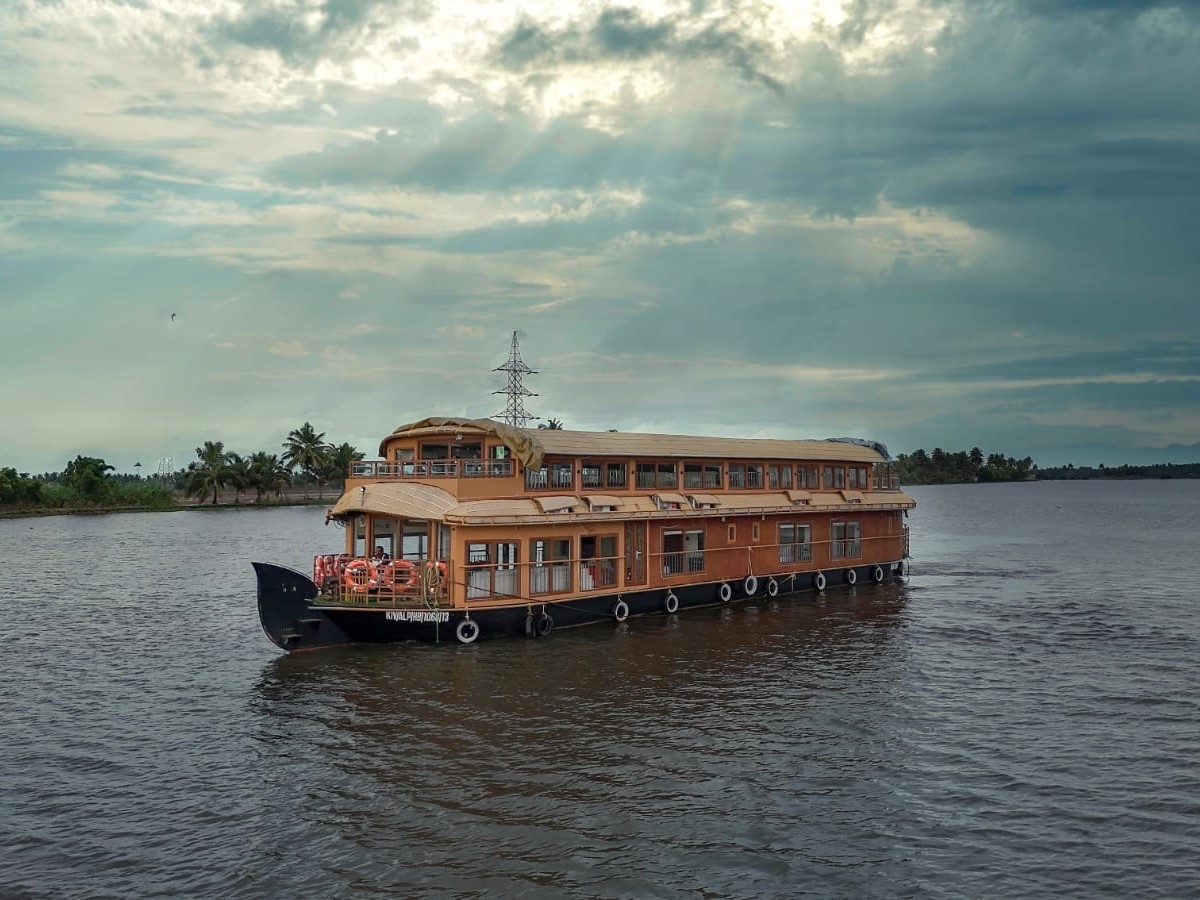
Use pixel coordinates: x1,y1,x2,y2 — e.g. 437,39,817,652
225,452,251,503
281,422,331,499
248,452,291,502
185,441,230,505
537,418,564,430
322,442,364,493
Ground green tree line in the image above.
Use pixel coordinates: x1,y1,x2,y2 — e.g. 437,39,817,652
1,422,363,513
894,447,1037,485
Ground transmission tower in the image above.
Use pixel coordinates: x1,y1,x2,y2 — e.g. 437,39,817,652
493,331,538,427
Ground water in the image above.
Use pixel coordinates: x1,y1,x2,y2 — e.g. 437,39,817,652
1,482,1198,898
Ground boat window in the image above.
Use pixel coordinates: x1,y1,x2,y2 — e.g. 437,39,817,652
768,464,792,489
704,464,722,488
421,443,449,459
582,461,602,488
530,538,572,595
606,462,627,489
550,461,574,489
466,542,518,599
778,523,813,563
795,466,807,488
746,465,764,488
656,463,677,488
579,534,618,589
393,448,414,462
823,466,834,489
450,442,482,459
728,464,744,488
683,464,703,488
727,524,736,543
525,466,548,489
636,462,656,489
831,521,862,559
685,529,706,573
661,530,687,575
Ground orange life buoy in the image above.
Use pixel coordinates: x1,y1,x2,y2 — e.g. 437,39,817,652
344,558,379,592
382,559,416,589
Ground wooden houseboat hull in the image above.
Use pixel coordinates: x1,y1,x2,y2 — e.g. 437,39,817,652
254,559,910,652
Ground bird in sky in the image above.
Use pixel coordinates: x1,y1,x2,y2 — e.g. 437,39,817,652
171,313,177,321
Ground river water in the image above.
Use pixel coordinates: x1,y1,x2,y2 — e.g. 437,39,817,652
1,480,1198,898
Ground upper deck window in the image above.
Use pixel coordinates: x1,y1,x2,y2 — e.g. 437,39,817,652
421,443,449,459
605,463,627,489
768,464,793,489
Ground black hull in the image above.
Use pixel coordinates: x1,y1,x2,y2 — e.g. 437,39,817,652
255,561,909,653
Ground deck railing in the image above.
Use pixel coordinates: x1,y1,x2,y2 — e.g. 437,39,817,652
351,460,514,479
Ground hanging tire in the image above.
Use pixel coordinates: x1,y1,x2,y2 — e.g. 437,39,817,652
766,578,779,598
872,565,885,583
612,599,630,622
717,582,733,603
455,618,479,644
663,592,679,614
813,571,826,591
846,568,858,586
536,613,554,636
743,574,758,595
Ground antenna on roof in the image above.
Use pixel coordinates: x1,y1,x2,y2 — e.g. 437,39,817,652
493,331,538,428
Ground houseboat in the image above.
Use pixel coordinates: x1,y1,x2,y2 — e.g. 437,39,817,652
253,416,915,651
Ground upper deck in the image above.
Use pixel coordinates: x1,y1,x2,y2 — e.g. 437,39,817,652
340,417,908,514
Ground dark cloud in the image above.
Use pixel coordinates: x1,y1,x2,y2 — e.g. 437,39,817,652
494,6,784,93
208,0,431,66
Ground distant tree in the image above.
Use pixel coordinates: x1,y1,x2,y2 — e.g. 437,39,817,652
185,441,231,505
248,452,290,502
538,418,564,430
322,442,364,492
62,455,114,504
0,467,44,506
282,422,331,499
225,452,251,504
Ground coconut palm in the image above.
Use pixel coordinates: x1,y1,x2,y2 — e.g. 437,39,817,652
322,442,364,493
225,452,251,503
185,441,230,505
281,422,331,499
248,452,291,502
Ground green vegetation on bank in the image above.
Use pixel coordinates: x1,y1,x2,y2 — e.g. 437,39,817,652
894,448,1036,485
1,422,363,516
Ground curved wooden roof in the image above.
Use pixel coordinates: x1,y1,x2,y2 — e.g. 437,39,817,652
381,417,889,468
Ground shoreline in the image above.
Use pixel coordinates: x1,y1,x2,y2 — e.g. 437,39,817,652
0,496,332,520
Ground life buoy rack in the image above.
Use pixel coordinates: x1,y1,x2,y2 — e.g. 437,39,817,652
813,571,826,592
612,599,630,622
872,565,885,584
743,574,758,596
717,582,733,603
846,568,858,586
344,558,379,592
663,592,679,614
766,577,779,598
536,612,554,636
455,618,480,644
382,559,417,589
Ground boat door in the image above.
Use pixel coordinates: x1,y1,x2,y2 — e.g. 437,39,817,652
624,522,647,587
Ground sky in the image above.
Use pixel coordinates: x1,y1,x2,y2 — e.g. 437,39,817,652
2,0,1199,475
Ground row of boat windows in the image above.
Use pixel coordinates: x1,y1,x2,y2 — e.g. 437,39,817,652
466,522,863,574
465,523,866,598
385,442,894,490
524,461,882,491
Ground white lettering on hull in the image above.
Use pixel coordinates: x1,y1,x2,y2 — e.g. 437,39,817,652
385,610,451,624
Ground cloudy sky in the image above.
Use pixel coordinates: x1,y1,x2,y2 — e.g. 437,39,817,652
2,0,1198,474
